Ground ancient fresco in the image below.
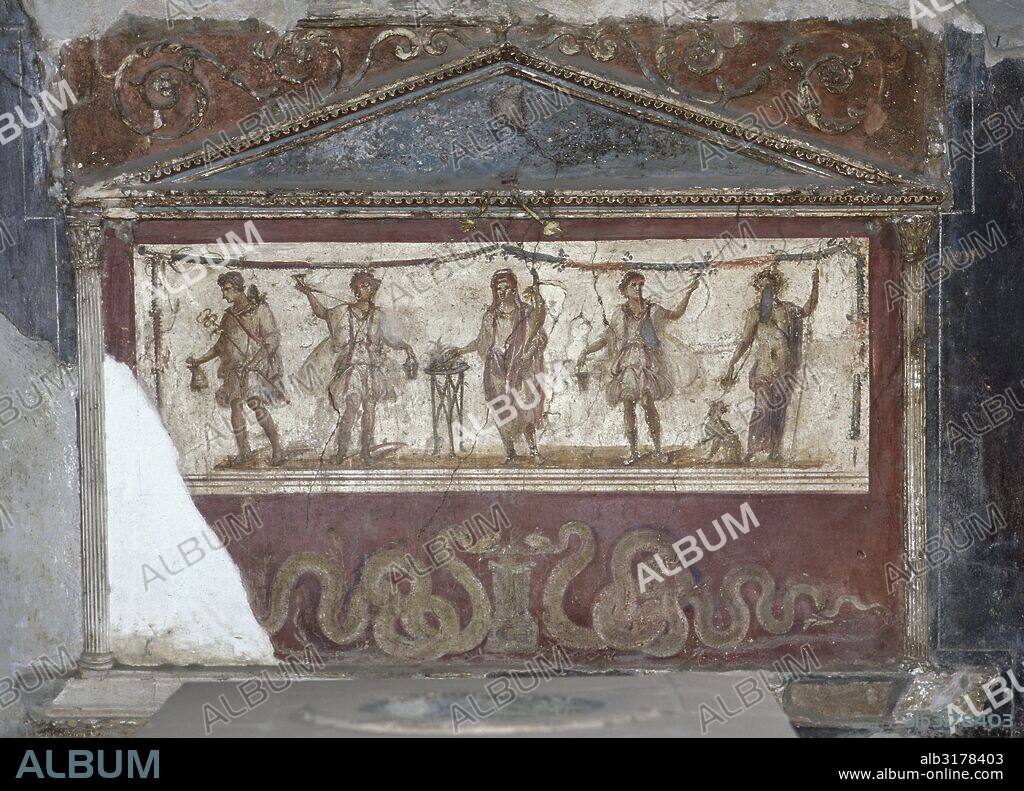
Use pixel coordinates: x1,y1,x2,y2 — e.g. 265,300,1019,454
133,234,870,492
249,518,885,661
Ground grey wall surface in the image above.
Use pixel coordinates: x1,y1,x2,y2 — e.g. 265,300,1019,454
0,0,80,737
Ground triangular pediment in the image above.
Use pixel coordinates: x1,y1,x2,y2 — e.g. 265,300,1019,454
95,46,941,207
174,73,858,192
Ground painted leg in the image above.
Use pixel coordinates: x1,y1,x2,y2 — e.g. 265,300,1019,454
335,396,359,463
248,397,285,466
497,423,518,463
767,402,790,465
221,399,252,467
359,398,376,464
642,393,667,463
524,423,543,465
623,400,640,465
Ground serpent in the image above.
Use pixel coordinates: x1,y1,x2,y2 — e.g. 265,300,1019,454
542,521,882,655
254,522,492,660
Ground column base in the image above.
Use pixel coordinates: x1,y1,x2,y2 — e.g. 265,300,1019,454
78,651,115,676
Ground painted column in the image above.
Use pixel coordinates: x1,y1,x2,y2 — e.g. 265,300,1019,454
896,213,936,663
69,219,114,674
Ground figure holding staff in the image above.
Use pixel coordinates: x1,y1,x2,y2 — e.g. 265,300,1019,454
720,265,819,464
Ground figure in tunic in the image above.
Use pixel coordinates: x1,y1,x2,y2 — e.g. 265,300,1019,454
720,266,819,464
577,271,701,465
457,269,548,464
186,272,288,467
297,271,416,465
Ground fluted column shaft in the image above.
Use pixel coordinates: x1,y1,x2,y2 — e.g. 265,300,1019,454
896,214,936,663
69,220,113,674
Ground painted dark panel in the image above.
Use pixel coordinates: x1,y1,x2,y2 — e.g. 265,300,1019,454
0,0,74,361
932,30,1024,662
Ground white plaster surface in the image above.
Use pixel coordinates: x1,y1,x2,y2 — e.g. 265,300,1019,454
20,0,308,42
105,356,275,666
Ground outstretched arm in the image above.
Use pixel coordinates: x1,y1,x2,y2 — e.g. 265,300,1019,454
187,344,219,367
523,322,548,358
802,269,820,317
456,313,489,356
380,313,416,359
720,308,759,386
577,335,608,369
384,337,416,357
187,331,223,367
296,280,329,321
662,275,701,321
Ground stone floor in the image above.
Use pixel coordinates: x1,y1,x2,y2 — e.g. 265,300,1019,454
37,672,796,738
135,674,796,737
31,667,1019,738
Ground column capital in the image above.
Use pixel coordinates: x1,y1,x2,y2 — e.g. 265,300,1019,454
894,214,937,265
67,220,104,273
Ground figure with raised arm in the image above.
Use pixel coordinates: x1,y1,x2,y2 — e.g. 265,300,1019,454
577,271,701,465
720,266,819,464
296,271,416,465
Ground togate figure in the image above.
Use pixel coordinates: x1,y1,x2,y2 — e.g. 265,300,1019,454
456,268,548,464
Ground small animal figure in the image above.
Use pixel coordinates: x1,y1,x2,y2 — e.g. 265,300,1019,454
701,400,743,465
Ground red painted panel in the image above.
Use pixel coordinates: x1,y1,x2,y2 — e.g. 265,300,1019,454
122,216,904,666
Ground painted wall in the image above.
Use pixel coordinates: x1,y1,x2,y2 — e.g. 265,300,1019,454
0,0,1022,731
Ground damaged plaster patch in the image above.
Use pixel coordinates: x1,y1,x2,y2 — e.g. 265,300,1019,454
105,356,274,666
970,0,1024,64
19,0,307,44
16,0,990,47
892,668,1001,726
307,0,983,34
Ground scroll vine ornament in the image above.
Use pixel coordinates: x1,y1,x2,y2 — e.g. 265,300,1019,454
251,30,344,89
535,23,896,128
111,33,343,140
537,522,884,656
656,23,773,102
110,26,484,140
112,42,213,139
662,23,747,78
541,26,622,62
779,30,888,135
255,522,494,661
541,24,769,104
335,25,491,92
